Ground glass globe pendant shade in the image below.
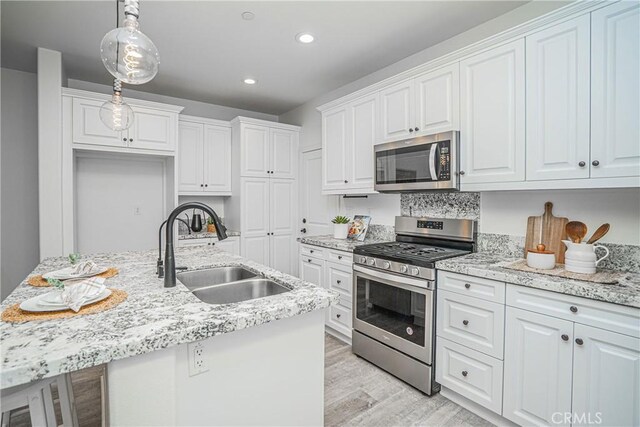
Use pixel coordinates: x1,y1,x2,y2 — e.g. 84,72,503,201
100,92,134,131
100,19,159,85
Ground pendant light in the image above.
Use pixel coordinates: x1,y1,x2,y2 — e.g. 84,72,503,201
100,0,160,85
100,78,134,131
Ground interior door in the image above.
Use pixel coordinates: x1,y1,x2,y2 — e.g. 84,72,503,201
300,150,338,237
178,122,204,193
203,124,231,194
572,324,640,427
270,128,297,179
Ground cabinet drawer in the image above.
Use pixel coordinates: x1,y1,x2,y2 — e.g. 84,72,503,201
326,262,352,296
506,284,640,338
300,244,325,260
334,289,353,310
436,337,503,415
328,304,352,333
177,238,216,247
327,249,353,266
438,271,506,303
437,290,505,359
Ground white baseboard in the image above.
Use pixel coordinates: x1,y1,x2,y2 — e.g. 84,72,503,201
325,326,352,346
440,386,518,427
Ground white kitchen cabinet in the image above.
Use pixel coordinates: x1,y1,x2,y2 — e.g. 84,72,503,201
459,39,525,184
240,177,270,264
238,121,298,179
526,15,591,181
299,255,324,288
269,179,296,274
242,235,270,266
379,64,459,142
178,117,232,195
176,236,240,255
503,307,573,426
591,1,640,179
72,97,179,153
572,324,640,427
270,128,297,179
322,94,378,194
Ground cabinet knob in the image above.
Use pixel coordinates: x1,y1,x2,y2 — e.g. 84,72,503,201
336,313,341,319
575,338,584,345
129,138,133,142
570,305,578,313
308,259,312,263
464,283,471,289
592,160,600,166
578,161,586,167
205,184,208,187
338,255,342,260
302,218,307,224
200,184,204,187
461,370,468,377
409,128,414,133
337,280,342,284
414,127,419,131
344,180,348,183
462,320,469,326
122,137,127,142
561,334,569,341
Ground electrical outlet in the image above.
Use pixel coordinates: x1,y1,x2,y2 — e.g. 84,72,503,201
187,341,209,376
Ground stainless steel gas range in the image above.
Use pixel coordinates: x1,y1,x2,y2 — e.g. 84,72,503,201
352,216,476,395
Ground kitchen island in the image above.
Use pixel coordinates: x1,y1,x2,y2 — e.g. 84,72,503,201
1,246,338,425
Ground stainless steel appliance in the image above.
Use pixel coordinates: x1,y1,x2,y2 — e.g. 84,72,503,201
352,216,476,395
374,131,459,193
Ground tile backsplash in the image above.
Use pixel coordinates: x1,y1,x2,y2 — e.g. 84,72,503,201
400,192,480,220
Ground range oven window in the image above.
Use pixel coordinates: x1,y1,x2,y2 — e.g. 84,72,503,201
355,274,426,347
376,140,448,185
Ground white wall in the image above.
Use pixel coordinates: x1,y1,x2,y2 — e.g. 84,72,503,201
480,189,640,245
75,154,167,254
67,79,279,123
1,68,40,299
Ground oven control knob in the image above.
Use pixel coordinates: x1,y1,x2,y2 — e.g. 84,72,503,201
359,256,367,264
400,265,408,273
382,261,391,269
410,267,420,276
368,258,376,266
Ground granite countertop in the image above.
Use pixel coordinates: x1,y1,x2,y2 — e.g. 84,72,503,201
0,246,338,389
436,253,640,308
178,230,240,240
298,235,392,252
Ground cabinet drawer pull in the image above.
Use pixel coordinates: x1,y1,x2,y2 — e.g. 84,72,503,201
336,280,341,284
464,283,471,289
461,370,468,377
310,249,314,253
462,320,469,326
308,259,312,263
575,338,584,345
570,305,578,313
336,313,341,319
561,334,569,341
338,255,342,260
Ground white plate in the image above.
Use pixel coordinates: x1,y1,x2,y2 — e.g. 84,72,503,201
20,289,112,312
43,266,108,281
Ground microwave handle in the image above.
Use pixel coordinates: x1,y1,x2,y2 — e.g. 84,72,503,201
428,143,439,181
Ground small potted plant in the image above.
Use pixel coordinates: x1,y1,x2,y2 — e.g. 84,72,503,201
332,215,351,239
207,217,216,233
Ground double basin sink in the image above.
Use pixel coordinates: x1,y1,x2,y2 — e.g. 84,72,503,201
177,266,290,304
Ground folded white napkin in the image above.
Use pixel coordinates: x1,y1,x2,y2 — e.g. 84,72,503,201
43,260,104,280
61,277,107,312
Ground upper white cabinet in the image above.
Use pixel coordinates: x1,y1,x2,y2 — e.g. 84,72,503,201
71,95,181,153
322,93,378,194
238,121,298,178
178,116,231,196
380,63,459,142
525,15,591,181
591,1,640,178
459,39,525,185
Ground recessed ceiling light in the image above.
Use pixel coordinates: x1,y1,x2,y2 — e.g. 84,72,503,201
296,33,315,44
243,78,257,85
241,12,255,21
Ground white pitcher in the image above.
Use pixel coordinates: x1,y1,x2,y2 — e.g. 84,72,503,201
562,240,610,274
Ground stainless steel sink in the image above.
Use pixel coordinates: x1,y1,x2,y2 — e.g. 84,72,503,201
176,267,257,291
192,279,291,304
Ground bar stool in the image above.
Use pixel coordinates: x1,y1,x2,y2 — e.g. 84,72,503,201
0,373,78,427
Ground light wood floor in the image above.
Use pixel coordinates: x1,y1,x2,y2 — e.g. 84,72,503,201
7,334,493,426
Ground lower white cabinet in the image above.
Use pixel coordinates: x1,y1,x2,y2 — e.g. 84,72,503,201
299,244,353,340
503,307,573,426
176,236,240,255
436,271,640,426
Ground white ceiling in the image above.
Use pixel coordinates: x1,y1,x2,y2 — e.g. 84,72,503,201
1,1,528,115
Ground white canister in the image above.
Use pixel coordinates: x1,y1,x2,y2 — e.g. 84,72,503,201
526,250,556,270
333,223,350,240
562,240,610,274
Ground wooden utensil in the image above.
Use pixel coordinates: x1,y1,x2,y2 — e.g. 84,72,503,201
566,221,588,243
587,223,610,244
525,202,569,263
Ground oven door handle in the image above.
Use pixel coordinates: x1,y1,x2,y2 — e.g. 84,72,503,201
353,265,433,292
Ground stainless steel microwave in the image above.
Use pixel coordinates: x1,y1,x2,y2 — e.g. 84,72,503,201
374,131,459,193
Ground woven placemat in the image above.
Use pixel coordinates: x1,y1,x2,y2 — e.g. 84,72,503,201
26,268,119,287
1,289,128,323
503,259,624,284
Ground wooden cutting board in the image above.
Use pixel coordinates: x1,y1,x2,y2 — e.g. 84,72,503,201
525,202,569,263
